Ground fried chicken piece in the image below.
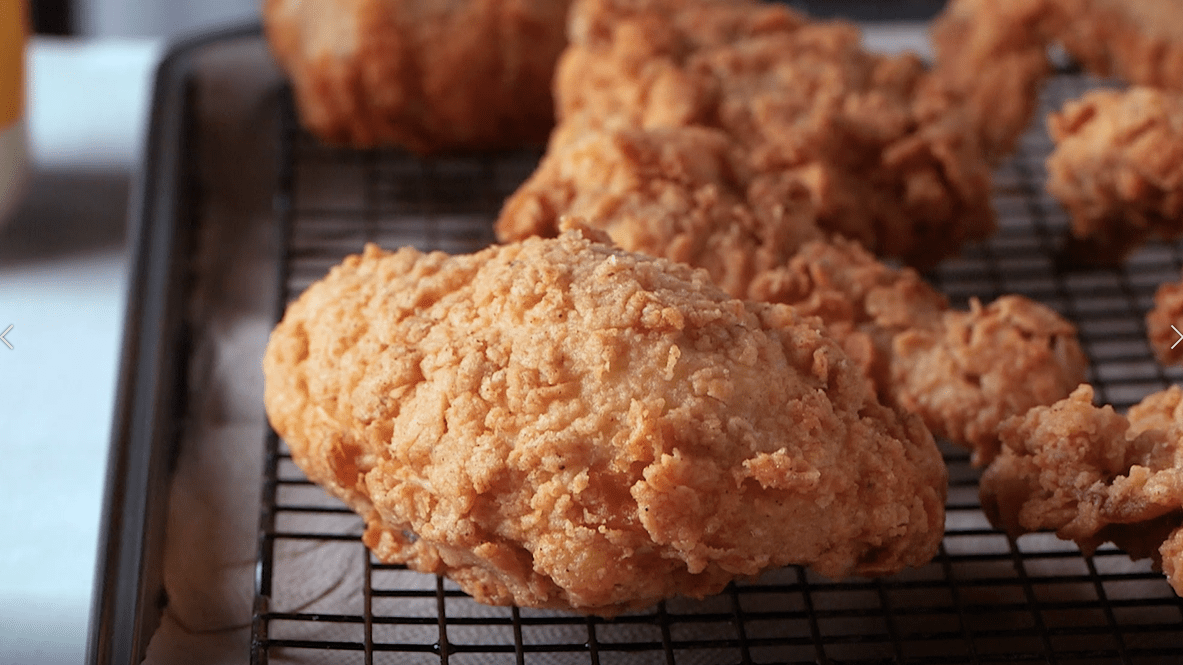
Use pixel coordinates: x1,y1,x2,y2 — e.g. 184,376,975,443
930,0,1183,172
496,0,996,269
498,125,825,298
981,384,1183,595
1045,87,1183,264
926,0,1055,162
934,1,1183,265
1148,272,1183,366
1053,0,1183,91
262,229,947,616
492,0,1084,461
749,237,1087,465
894,297,1088,466
491,0,1082,464
502,129,1086,457
262,0,572,153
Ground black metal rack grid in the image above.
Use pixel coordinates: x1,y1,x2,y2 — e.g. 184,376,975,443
251,74,1183,665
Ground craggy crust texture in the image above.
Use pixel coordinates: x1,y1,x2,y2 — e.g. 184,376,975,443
981,385,1183,595
263,230,947,615
892,297,1087,466
262,0,572,153
749,236,1087,465
926,0,1055,162
930,0,1183,163
498,125,825,299
496,0,996,270
492,0,1083,468
1148,272,1183,366
1046,87,1183,263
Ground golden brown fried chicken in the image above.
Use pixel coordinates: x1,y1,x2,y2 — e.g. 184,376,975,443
495,0,1085,462
1046,87,1183,264
262,0,572,153
498,125,825,299
926,0,1056,162
982,384,1183,595
1148,272,1183,366
262,229,947,616
929,0,1183,160
893,297,1087,466
497,0,996,269
750,237,1087,465
929,0,1183,254
1053,0,1183,91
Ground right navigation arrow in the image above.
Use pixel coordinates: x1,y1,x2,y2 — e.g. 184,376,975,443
1173,325,1183,350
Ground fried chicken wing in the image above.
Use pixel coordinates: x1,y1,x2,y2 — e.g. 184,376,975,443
497,0,996,269
750,237,1087,464
1046,87,1183,264
981,384,1183,595
262,229,947,615
262,0,572,153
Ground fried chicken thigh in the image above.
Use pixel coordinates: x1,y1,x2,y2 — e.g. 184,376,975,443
263,0,572,153
982,384,1183,595
263,229,947,615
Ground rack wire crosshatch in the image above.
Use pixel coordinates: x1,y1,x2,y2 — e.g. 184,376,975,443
249,73,1183,665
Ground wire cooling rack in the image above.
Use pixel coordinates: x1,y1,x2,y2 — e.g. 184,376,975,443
251,74,1183,665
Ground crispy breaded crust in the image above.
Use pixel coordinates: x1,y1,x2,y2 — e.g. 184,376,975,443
982,385,1183,595
262,0,571,153
1148,272,1183,366
492,0,1084,464
929,0,1183,194
750,236,1087,464
496,0,996,269
497,125,824,298
893,296,1087,465
926,0,1055,162
1046,87,1183,263
263,230,946,615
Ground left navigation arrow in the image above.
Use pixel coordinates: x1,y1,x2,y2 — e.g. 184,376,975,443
0,324,12,350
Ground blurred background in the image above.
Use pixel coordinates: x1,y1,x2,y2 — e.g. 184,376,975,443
40,0,950,36
35,0,258,37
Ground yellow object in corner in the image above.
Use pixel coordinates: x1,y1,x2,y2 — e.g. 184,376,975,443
0,1,26,129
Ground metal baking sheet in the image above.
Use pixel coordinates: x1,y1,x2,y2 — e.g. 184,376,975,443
92,21,1183,665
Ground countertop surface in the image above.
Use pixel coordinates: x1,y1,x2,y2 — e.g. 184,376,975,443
0,36,161,665
0,25,931,665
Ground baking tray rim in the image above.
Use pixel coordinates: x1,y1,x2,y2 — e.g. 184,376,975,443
86,24,265,665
